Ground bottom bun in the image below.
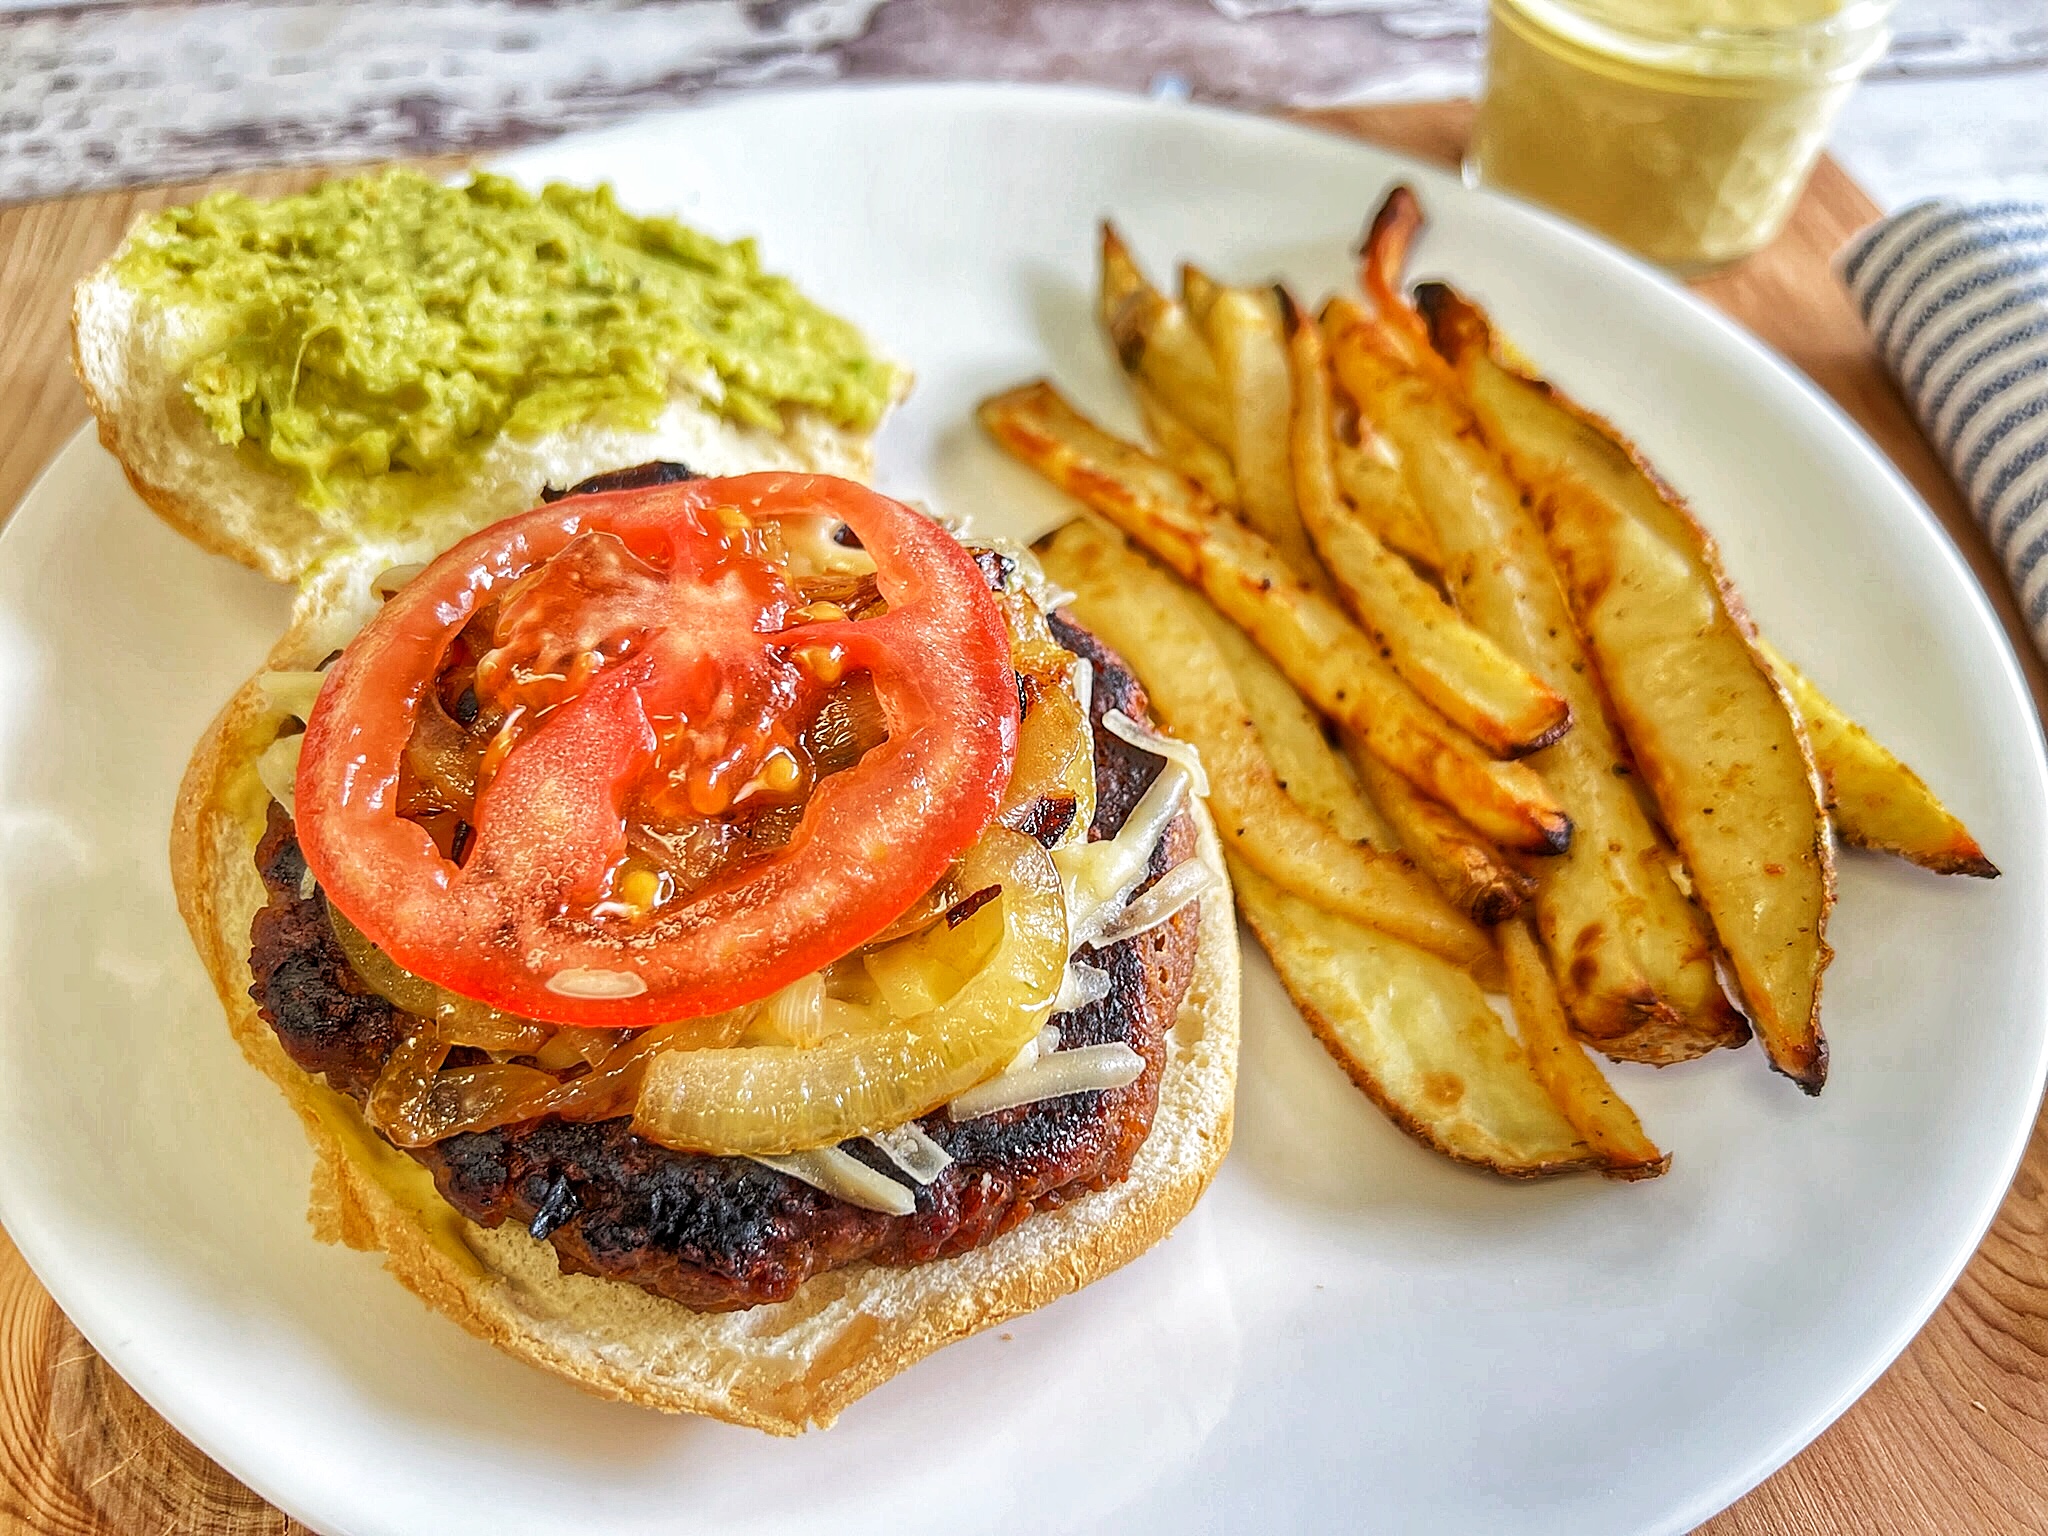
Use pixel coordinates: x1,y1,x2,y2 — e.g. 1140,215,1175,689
171,630,1241,1434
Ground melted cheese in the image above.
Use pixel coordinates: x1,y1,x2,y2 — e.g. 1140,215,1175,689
1053,761,1193,955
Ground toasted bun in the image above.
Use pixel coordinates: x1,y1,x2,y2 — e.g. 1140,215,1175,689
71,253,890,585
171,610,1237,1432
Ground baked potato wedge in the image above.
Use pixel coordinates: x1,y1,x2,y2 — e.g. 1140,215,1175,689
1425,282,1832,1092
1760,640,1997,878
1283,289,1571,756
1327,375,1444,573
1231,857,1601,1177
979,381,1572,853
1325,297,1743,1066
1098,223,1233,451
1037,514,1495,971
1179,260,1223,328
1498,918,1668,1180
1132,378,1239,507
1183,594,1534,980
1348,741,1533,926
1203,283,1332,590
1187,594,1397,848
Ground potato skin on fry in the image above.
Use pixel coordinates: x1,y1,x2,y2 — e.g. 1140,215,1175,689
1499,918,1668,1180
1424,283,1833,1093
1348,742,1533,926
1759,640,1997,879
1326,396,1445,575
1231,857,1600,1178
1099,223,1235,453
978,381,1574,854
1204,284,1333,593
1325,300,1742,1066
1179,261,1223,328
1037,514,1497,972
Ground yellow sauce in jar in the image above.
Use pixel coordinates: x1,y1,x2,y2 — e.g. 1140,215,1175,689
1471,0,1893,272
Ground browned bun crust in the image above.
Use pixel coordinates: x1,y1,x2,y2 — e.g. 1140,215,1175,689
170,593,1240,1433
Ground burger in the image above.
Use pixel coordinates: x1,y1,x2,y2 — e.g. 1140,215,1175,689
73,169,1240,1433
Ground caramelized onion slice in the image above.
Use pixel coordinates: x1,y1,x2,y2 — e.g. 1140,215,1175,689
366,1008,757,1147
365,1027,452,1145
378,1058,566,1147
862,895,1004,1017
996,682,1094,846
332,906,552,1054
404,691,479,818
807,674,888,778
631,826,1067,1155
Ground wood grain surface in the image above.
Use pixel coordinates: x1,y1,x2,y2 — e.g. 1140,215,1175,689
0,100,2043,1536
4,0,2042,207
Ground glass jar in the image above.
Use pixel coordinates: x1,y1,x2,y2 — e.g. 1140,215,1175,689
1468,0,1895,275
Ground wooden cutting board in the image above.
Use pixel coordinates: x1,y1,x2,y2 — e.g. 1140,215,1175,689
1,100,2043,1536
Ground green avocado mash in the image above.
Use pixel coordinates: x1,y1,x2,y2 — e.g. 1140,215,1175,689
117,169,898,509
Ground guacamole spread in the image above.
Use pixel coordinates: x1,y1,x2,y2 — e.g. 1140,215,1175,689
117,169,898,509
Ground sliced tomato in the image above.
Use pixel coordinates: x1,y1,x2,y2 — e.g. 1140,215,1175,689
294,473,1019,1027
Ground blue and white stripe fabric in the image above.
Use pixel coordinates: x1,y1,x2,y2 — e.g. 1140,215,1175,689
1839,200,2048,654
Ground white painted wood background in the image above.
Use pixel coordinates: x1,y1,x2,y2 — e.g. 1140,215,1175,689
0,0,2042,208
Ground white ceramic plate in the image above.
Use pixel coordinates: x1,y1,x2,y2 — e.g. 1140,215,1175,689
1,85,2042,1536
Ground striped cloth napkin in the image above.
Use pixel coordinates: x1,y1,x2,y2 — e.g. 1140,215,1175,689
1838,201,2048,650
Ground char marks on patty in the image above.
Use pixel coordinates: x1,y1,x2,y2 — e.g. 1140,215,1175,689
246,611,1202,1311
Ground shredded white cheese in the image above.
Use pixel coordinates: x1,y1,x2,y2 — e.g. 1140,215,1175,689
545,968,647,1000
1052,959,1112,1014
948,1043,1146,1122
867,1123,954,1185
1097,857,1213,948
778,513,877,578
371,562,427,599
1070,656,1094,724
1003,1034,1042,1077
1103,708,1209,797
1052,761,1192,955
750,1146,916,1216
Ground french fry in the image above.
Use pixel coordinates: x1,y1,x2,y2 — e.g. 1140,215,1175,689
1132,379,1239,507
1326,290,1743,1067
1187,596,1396,847
1099,223,1234,451
1180,260,1223,328
1283,289,1571,755
1498,918,1669,1180
1037,515,1496,972
1328,382,1445,573
1425,282,1832,1092
1203,284,1332,589
1231,857,1602,1177
978,381,1573,851
1758,641,1997,878
1347,741,1533,926
1188,329,1531,925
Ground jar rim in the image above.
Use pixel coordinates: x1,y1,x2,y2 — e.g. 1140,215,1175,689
1494,0,1896,79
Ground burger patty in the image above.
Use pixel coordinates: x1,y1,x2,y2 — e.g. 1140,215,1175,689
246,610,1202,1311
